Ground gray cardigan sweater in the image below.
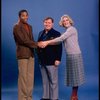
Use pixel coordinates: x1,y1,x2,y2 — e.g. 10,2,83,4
50,26,81,54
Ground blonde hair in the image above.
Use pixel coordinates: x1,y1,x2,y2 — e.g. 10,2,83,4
59,14,74,27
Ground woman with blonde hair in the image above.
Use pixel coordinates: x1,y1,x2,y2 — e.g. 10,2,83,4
38,15,85,100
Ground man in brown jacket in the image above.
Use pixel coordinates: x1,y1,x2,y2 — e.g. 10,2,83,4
13,9,37,100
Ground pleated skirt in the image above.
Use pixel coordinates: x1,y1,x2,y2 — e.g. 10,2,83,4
65,53,85,86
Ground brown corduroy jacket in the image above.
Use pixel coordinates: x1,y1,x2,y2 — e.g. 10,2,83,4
13,22,37,59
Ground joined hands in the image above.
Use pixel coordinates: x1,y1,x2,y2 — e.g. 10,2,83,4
38,41,49,48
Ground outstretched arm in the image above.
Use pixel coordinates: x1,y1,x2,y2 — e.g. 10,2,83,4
13,25,38,48
38,27,75,48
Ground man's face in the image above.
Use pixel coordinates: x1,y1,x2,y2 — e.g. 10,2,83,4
43,19,53,31
19,12,28,23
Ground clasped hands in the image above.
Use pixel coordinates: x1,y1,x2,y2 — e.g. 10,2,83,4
38,41,49,48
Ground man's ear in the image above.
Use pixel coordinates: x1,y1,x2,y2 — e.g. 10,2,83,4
17,18,20,24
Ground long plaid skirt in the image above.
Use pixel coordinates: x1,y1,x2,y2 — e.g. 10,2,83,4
65,53,85,86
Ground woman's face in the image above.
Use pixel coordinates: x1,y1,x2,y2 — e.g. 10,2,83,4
62,17,71,28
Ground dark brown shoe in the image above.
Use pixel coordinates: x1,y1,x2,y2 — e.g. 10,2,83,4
70,96,78,100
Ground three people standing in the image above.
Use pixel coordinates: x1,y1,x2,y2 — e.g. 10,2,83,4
13,9,85,100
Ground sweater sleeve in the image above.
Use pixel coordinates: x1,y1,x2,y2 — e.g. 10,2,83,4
49,27,76,44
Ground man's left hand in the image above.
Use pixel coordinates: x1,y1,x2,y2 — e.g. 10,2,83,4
54,60,60,66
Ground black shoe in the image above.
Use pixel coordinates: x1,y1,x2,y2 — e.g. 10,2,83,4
51,99,58,100
40,98,58,100
40,98,50,100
